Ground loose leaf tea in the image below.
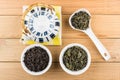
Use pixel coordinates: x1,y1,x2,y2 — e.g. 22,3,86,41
71,11,90,30
63,46,88,71
24,46,49,72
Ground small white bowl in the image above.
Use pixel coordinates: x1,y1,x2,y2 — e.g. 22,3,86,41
59,43,91,75
21,44,52,75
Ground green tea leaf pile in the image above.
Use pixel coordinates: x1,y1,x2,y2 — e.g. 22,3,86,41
63,46,88,71
71,11,90,30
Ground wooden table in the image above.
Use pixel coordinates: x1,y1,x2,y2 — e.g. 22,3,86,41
0,0,120,80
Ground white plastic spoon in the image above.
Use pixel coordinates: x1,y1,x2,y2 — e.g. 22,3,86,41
69,8,111,61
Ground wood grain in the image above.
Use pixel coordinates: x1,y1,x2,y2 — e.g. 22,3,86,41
0,62,120,80
0,15,120,38
0,39,119,62
1,0,120,15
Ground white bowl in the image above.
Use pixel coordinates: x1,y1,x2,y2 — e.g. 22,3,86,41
21,44,52,75
59,43,91,75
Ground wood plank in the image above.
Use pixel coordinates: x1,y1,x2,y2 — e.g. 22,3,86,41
0,62,119,80
63,15,120,39
0,16,22,38
1,0,120,15
0,15,120,38
0,39,119,62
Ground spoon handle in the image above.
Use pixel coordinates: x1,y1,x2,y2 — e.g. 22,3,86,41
85,28,111,61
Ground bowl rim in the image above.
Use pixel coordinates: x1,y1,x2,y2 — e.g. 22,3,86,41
59,43,91,75
21,44,52,75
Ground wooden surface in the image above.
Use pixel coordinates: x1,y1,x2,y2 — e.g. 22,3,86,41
0,0,120,80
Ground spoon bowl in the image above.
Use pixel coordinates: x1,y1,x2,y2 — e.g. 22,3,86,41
69,8,91,33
